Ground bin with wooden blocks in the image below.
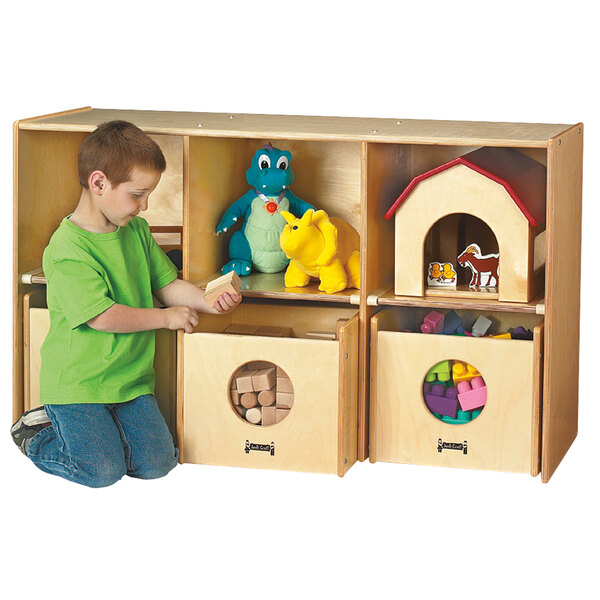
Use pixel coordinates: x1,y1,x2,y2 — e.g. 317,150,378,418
183,302,359,475
370,307,544,475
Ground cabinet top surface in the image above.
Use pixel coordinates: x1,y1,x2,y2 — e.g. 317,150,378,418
18,108,577,147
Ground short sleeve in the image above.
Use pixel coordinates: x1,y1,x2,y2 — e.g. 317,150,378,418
48,259,115,329
146,230,178,292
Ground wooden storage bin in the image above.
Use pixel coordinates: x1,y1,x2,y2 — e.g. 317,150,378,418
182,303,359,475
371,308,544,474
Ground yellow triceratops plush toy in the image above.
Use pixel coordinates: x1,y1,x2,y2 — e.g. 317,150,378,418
279,209,360,294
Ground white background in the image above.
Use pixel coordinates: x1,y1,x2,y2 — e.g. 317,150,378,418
1,1,597,598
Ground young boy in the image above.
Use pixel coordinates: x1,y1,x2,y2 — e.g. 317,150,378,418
11,120,241,487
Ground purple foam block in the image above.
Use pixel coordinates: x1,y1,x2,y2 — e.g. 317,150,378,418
424,393,458,418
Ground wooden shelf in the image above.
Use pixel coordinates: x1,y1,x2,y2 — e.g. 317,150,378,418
197,272,359,305
376,287,544,314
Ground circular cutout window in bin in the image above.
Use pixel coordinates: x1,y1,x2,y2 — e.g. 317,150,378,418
422,360,486,425
229,361,294,426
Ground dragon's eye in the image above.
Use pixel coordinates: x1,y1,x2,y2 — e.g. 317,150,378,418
292,225,298,230
277,156,289,170
258,154,271,169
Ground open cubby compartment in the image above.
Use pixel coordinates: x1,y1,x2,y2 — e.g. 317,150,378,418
370,306,544,475
21,286,177,437
367,143,548,304
181,301,359,475
186,136,363,303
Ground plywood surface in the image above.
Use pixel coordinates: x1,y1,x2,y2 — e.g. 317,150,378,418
20,107,572,146
542,124,583,482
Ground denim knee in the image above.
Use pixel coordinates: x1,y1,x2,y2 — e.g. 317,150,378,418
80,459,127,488
132,446,179,480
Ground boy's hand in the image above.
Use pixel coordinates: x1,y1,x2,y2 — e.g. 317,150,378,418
212,292,241,313
164,306,199,333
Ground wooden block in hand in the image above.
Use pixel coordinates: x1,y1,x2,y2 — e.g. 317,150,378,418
204,271,241,309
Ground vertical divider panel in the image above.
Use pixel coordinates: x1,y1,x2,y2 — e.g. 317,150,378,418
542,124,584,482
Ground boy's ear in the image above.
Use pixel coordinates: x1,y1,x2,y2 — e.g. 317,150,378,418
89,170,108,195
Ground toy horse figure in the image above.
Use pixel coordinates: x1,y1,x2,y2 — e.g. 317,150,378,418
457,244,499,287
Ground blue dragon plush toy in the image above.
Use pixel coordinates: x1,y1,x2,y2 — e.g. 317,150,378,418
216,144,315,276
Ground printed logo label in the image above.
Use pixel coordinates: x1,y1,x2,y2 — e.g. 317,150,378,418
245,440,275,456
437,438,468,455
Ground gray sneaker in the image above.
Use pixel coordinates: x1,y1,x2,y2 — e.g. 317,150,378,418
11,406,51,455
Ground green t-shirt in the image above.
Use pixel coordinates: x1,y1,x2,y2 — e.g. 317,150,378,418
40,216,178,405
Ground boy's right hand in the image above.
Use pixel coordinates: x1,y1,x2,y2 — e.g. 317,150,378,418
164,306,199,333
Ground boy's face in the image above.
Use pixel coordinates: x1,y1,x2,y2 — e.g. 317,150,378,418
95,167,162,228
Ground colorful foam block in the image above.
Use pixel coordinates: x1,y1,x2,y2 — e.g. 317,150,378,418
471,315,492,337
420,310,445,334
443,310,464,335
457,377,487,410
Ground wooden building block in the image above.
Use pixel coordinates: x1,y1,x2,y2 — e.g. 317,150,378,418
240,392,258,409
236,369,258,393
245,360,274,370
231,389,240,405
254,325,293,338
203,271,242,309
276,392,294,409
252,367,276,391
234,405,246,417
245,407,262,424
276,408,290,423
224,323,258,335
277,376,294,394
306,331,337,340
258,389,276,406
261,406,277,426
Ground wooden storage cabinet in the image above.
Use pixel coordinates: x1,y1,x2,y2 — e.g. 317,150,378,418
371,308,543,474
182,304,359,475
14,108,582,480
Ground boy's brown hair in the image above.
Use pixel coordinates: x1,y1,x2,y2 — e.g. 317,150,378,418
78,120,166,188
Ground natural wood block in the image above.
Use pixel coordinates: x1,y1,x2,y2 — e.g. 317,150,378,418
224,323,258,335
245,360,273,370
231,389,240,405
245,407,262,424
234,405,246,417
240,392,258,409
236,370,257,393
258,389,276,406
306,331,336,340
203,271,242,309
276,392,294,409
276,376,294,394
252,367,276,392
261,406,277,426
276,408,291,423
254,325,293,338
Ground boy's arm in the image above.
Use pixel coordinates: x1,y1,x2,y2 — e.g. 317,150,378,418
153,277,241,315
87,303,199,334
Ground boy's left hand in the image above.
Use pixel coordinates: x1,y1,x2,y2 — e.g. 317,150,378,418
213,292,241,313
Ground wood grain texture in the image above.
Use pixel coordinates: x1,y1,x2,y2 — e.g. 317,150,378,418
542,124,583,482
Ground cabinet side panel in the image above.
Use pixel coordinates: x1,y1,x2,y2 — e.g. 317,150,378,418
542,124,583,482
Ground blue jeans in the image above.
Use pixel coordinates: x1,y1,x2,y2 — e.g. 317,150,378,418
27,394,178,488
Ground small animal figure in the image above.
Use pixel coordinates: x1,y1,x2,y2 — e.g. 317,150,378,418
457,244,499,287
427,262,456,286
279,209,360,294
216,144,314,276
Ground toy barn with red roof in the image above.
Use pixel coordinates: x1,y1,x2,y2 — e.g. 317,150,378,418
384,147,547,303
